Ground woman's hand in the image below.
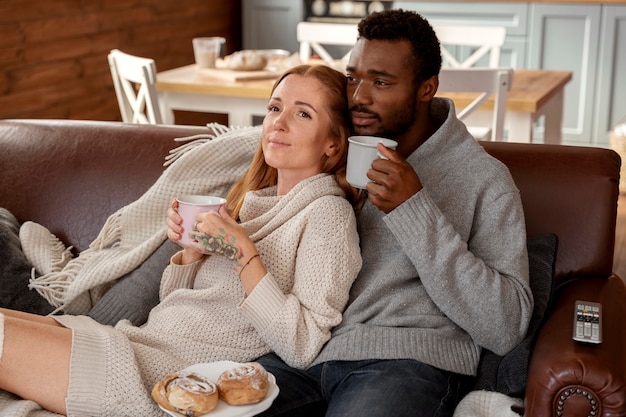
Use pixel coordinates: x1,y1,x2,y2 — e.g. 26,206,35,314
166,198,204,265
166,198,183,242
189,205,266,294
188,205,253,263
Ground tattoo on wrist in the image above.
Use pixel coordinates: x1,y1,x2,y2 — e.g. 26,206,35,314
196,228,243,264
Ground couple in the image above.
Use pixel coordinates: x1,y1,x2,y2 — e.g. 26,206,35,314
0,9,532,417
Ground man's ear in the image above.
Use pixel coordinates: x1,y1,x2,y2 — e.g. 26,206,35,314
418,75,439,102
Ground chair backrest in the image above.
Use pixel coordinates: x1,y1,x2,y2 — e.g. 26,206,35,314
296,22,358,65
438,67,513,141
433,25,506,68
107,49,163,124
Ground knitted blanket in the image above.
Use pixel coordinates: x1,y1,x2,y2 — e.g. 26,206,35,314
24,124,261,315
453,391,524,417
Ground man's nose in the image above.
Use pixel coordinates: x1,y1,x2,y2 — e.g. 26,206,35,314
350,82,372,106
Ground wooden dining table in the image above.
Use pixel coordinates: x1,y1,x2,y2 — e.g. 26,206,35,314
156,65,572,144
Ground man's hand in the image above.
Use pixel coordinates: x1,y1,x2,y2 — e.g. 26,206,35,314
366,143,423,213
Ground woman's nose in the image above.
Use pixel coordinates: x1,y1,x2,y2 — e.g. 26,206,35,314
272,111,288,131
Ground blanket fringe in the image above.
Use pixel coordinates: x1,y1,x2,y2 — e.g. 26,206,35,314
164,123,240,167
28,268,73,307
88,210,124,251
48,240,74,270
27,213,123,308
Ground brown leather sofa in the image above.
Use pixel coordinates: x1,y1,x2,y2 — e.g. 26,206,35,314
0,119,623,416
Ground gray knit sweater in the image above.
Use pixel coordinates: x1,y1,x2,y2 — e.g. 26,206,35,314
313,98,533,376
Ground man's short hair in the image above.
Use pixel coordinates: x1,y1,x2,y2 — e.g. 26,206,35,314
358,9,442,82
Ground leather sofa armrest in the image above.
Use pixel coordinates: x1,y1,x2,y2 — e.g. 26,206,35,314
525,275,626,417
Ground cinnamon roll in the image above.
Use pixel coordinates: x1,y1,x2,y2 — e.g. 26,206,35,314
152,372,219,416
216,362,270,405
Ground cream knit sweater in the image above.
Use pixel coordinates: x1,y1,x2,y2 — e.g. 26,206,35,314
2,173,361,417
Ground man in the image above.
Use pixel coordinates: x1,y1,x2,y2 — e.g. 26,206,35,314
257,9,533,417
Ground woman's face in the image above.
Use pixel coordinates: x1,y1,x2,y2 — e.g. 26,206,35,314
262,74,338,182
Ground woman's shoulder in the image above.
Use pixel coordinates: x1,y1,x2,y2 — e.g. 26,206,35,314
305,195,357,228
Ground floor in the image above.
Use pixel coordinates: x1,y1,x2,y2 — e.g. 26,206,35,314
614,193,626,280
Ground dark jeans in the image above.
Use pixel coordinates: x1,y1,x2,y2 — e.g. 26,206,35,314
257,353,473,417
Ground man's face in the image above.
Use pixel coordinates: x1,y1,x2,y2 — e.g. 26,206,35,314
346,38,418,139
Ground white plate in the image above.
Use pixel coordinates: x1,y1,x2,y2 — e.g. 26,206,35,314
158,361,279,417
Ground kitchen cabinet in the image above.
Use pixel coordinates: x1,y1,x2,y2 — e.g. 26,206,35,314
594,6,626,143
527,3,601,144
396,2,528,69
242,0,303,53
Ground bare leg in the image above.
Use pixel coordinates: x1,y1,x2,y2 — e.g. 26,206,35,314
0,309,71,415
0,307,62,326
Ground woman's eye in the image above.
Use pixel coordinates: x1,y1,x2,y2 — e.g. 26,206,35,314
297,110,312,119
267,104,279,112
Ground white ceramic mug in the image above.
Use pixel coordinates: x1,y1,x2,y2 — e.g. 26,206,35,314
176,195,226,247
192,37,225,69
346,136,398,189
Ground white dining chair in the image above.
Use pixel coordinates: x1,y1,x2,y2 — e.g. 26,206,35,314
108,49,163,124
296,22,358,67
438,67,513,141
433,25,507,69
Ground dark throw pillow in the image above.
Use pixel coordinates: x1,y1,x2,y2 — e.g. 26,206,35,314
0,208,55,315
87,239,179,326
474,233,558,398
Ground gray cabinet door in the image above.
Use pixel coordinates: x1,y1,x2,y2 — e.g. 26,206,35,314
528,3,601,145
594,5,626,143
243,0,303,53
395,2,528,68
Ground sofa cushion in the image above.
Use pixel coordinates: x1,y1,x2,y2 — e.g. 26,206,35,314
0,208,54,315
87,239,179,326
473,233,558,397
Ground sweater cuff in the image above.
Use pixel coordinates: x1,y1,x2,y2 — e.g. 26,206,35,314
384,189,440,241
160,252,201,294
238,274,287,329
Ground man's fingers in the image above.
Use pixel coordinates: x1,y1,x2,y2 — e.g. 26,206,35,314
376,143,401,162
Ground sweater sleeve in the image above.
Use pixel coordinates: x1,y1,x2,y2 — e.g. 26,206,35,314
238,199,361,369
159,251,202,300
384,187,533,356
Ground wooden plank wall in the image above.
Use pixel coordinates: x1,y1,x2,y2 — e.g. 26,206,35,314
0,0,242,124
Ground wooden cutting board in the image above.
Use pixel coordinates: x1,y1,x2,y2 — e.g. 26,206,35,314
196,66,280,82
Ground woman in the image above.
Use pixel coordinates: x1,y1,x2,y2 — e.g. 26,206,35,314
0,64,362,416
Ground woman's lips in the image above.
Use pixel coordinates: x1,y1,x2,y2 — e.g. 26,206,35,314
268,139,289,148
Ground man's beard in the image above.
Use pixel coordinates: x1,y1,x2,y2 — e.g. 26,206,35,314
351,97,417,139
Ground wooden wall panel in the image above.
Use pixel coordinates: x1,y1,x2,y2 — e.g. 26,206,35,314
0,0,242,124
